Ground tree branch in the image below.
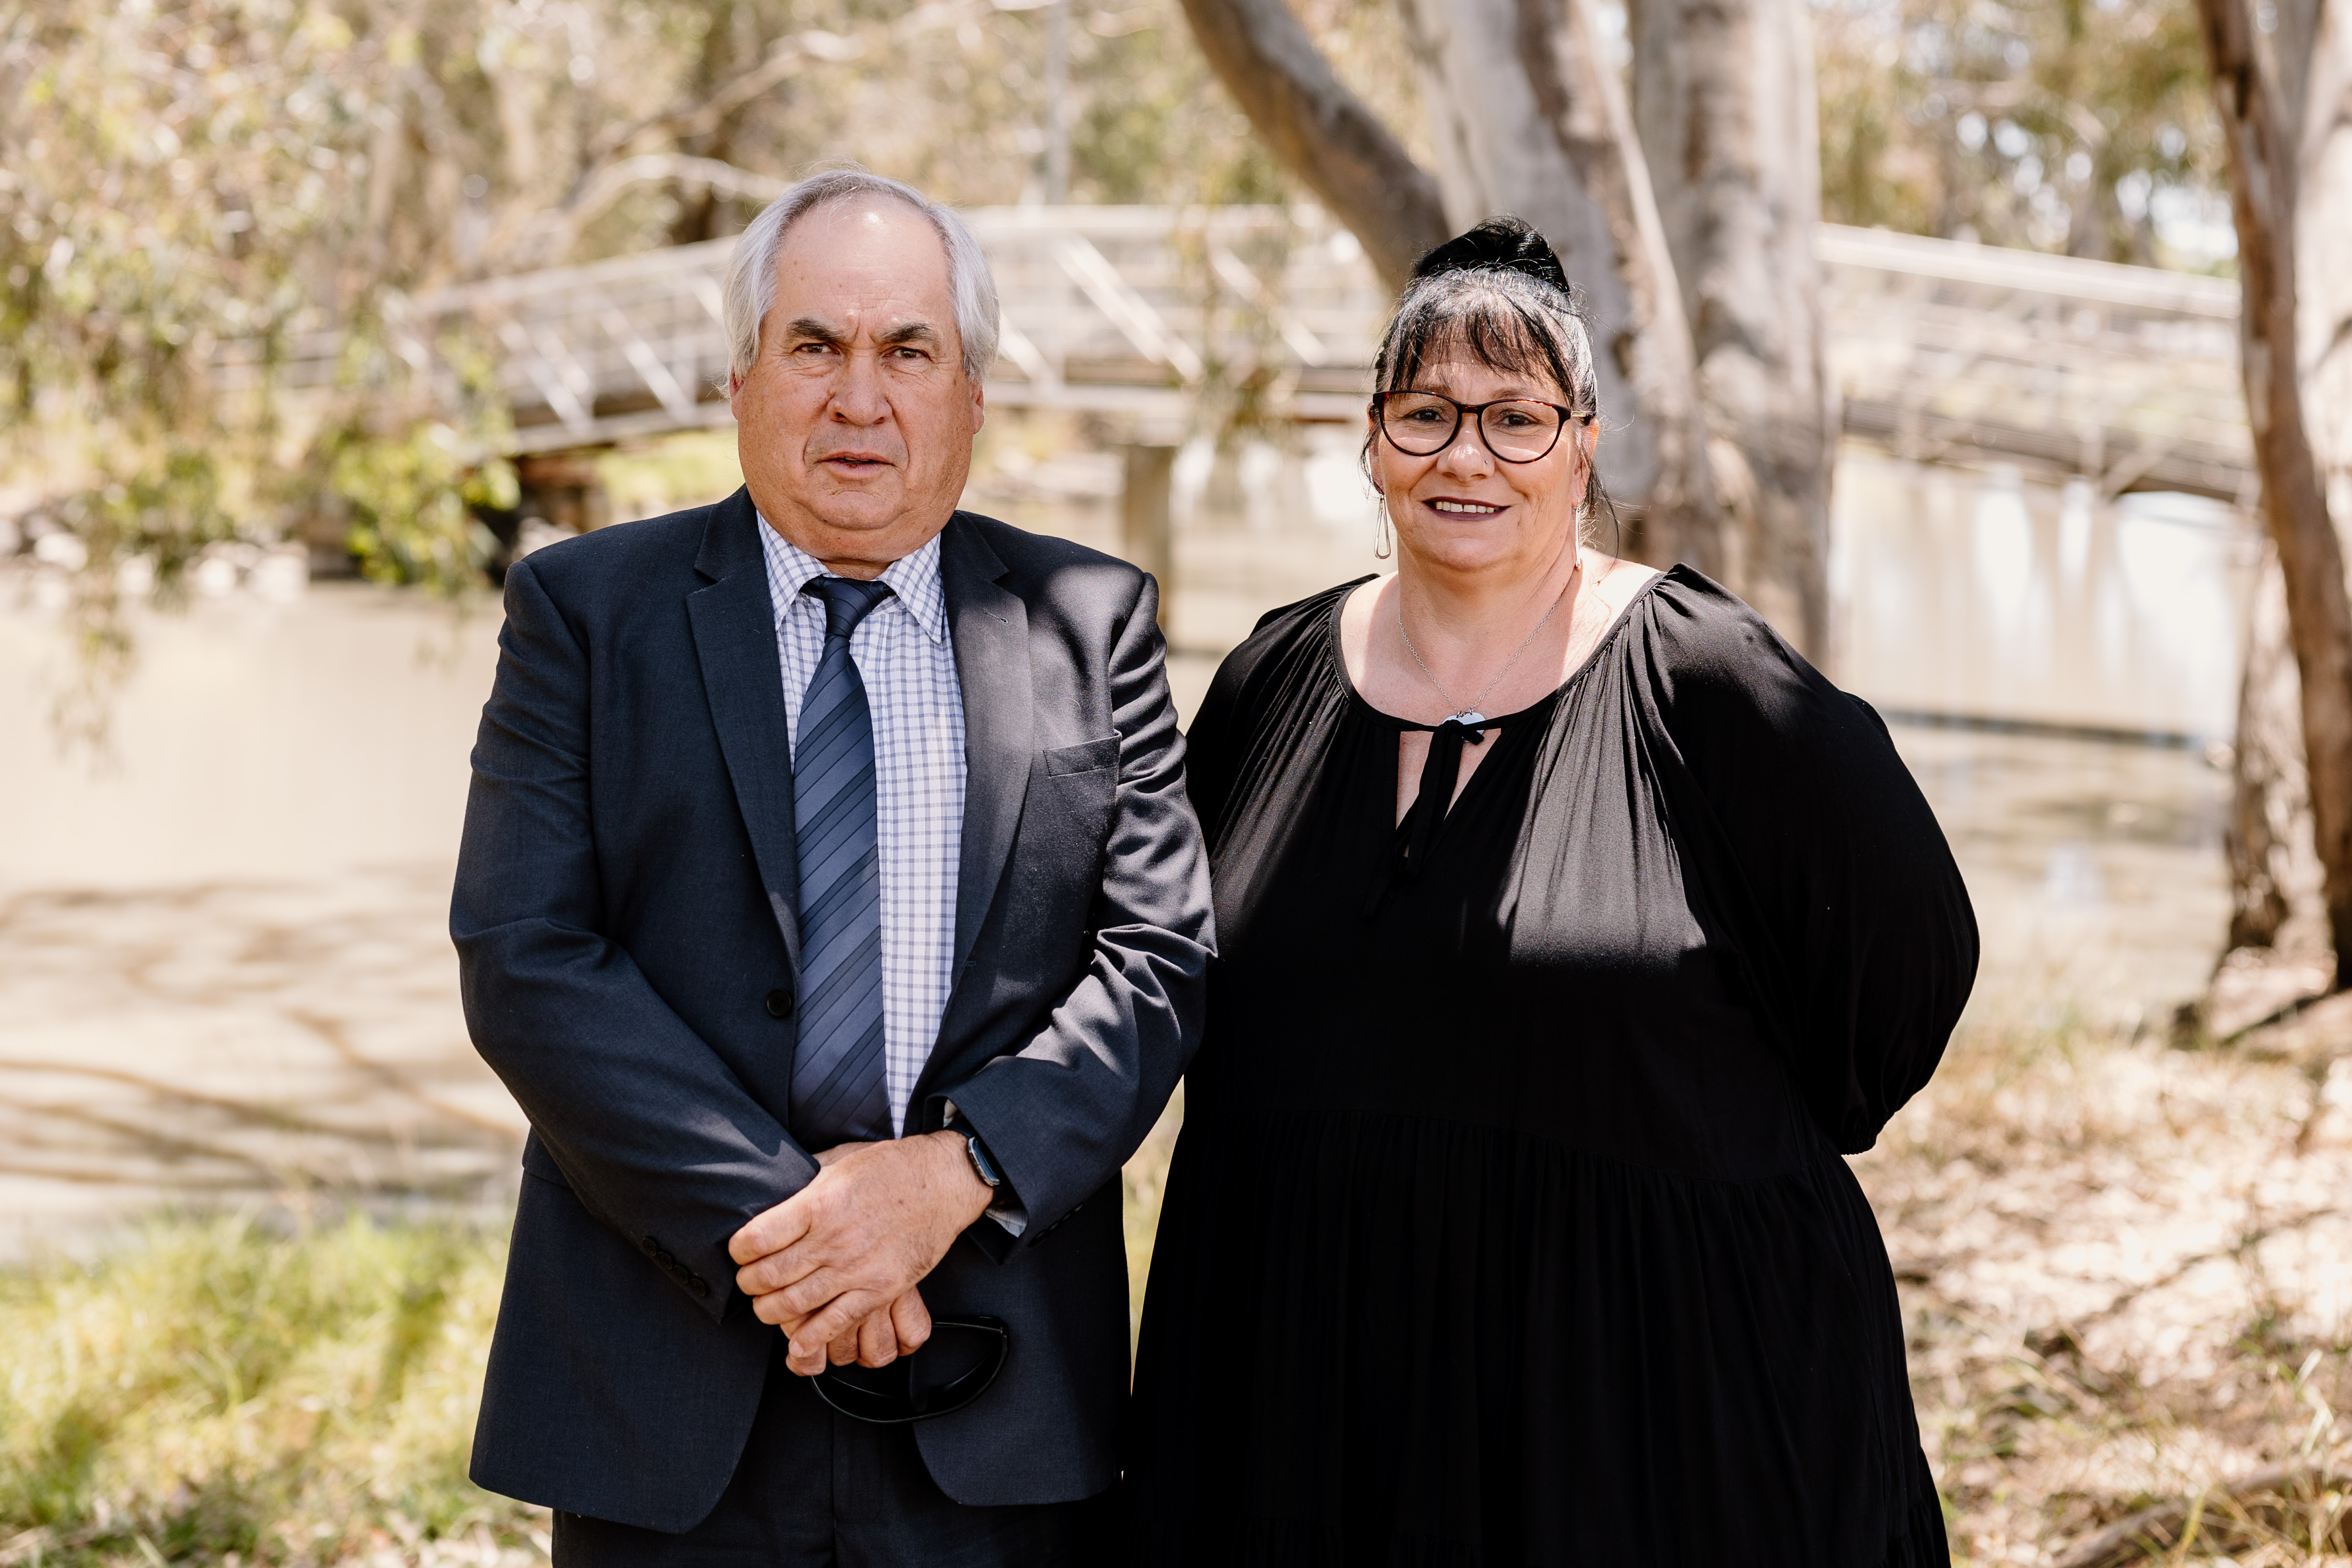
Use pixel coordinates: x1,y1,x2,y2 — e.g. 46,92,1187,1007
582,31,850,170
581,1,983,173
1174,0,1448,290
500,156,791,271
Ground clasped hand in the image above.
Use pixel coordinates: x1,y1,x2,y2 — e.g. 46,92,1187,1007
728,1131,994,1379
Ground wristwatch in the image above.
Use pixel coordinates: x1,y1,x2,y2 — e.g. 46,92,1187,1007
959,1129,1003,1192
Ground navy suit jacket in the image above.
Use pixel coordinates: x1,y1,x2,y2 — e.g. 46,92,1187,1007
452,489,1213,1528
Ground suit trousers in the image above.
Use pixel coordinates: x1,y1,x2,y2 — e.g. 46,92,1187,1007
551,1342,1115,1568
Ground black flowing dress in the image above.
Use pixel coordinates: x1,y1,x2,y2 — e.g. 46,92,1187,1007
1125,568,1977,1568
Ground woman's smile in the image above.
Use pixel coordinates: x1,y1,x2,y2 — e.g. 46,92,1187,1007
1423,496,1508,517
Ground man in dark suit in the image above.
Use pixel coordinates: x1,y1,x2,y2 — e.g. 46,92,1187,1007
452,168,1213,1564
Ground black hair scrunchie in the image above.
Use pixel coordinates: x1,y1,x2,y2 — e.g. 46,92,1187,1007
1411,216,1572,297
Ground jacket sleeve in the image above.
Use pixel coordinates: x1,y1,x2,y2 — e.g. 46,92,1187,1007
925,570,1216,1257
451,557,817,1321
1639,577,1980,1153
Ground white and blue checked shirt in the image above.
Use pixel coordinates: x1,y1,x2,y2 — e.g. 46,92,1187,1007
759,521,965,1140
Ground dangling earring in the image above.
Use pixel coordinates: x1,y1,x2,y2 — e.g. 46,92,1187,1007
1374,493,1394,560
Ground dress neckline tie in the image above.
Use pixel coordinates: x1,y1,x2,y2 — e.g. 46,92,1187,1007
1367,712,1521,915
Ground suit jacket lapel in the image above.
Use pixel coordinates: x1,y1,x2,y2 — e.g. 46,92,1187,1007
686,489,803,973
943,513,1033,983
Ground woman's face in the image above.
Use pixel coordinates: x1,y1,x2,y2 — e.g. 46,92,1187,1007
1369,352,1596,580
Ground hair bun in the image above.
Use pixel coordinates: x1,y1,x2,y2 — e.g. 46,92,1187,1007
1412,216,1571,296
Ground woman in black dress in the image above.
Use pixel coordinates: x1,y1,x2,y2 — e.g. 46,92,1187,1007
1125,218,1977,1567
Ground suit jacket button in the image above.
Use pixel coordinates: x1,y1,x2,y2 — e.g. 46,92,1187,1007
689,1276,710,1299
764,987,794,1019
640,1236,660,1255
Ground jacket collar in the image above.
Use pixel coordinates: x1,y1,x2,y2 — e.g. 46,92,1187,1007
687,489,804,970
938,512,1034,985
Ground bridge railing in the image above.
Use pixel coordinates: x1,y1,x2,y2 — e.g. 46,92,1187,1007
274,206,2253,502
1820,226,2249,503
966,205,1387,420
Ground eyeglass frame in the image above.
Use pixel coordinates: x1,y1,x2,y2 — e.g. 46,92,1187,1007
1369,389,1593,465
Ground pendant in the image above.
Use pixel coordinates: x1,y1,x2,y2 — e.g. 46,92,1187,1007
1448,710,1486,727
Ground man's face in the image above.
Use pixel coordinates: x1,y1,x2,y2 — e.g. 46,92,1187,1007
728,198,986,576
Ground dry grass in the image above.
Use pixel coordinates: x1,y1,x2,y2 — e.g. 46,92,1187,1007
0,1214,543,1568
0,1123,1186,1568
1860,1008,2352,1566
1122,1084,1185,1347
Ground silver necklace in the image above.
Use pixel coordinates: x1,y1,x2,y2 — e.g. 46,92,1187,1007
1395,568,1575,731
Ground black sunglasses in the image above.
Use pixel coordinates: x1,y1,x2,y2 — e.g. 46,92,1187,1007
1371,389,1589,464
810,1314,1009,1424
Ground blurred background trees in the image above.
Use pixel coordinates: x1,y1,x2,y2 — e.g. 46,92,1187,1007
2,0,2247,636
1816,0,2226,265
3,0,393,743
0,0,1299,742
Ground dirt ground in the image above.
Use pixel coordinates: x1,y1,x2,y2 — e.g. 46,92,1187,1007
0,868,525,1254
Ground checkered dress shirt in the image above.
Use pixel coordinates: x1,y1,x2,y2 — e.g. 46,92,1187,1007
760,521,965,1139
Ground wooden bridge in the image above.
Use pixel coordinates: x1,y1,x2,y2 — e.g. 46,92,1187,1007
359,205,2253,506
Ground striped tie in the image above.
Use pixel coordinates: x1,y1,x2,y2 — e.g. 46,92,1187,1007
789,575,895,1148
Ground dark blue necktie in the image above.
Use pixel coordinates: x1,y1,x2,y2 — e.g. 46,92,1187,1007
790,575,895,1147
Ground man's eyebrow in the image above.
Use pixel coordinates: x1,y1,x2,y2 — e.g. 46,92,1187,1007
778,318,941,350
784,316,846,344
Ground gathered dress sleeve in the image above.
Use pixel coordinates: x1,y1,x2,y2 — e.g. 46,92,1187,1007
1180,633,1248,846
1632,575,1979,1153
1182,580,1369,851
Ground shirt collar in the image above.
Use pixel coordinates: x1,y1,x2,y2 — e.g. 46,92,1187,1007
757,516,951,647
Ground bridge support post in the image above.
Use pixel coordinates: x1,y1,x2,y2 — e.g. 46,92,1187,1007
1121,444,1179,627
517,452,612,538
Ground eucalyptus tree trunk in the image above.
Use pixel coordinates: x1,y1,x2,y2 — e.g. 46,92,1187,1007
1627,0,1836,655
2223,0,2349,964
2289,0,2352,561
2198,0,2352,987
1173,0,1447,290
2225,551,2322,952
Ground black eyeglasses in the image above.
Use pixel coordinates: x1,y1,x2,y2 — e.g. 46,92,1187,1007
810,1314,1009,1424
1372,390,1588,464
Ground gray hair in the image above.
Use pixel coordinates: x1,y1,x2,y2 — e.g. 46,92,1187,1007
723,169,999,385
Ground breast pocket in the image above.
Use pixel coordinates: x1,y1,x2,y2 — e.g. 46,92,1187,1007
1042,735,1119,777
1024,736,1120,909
